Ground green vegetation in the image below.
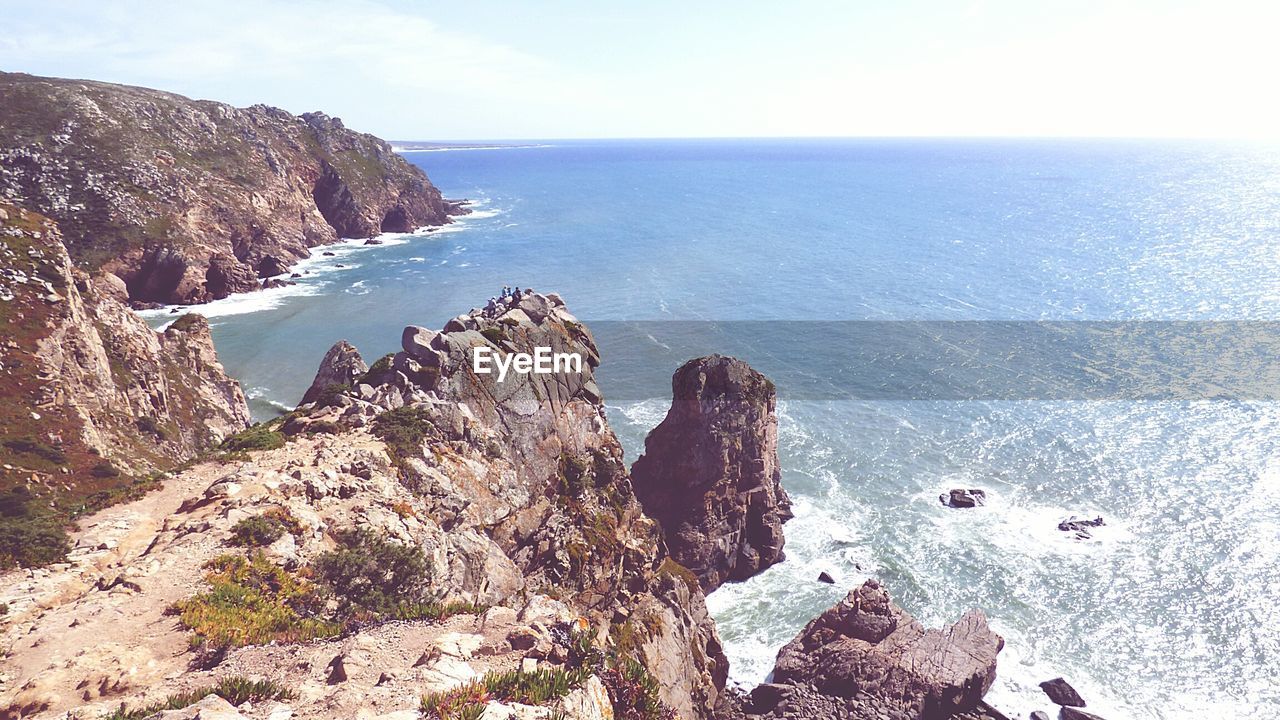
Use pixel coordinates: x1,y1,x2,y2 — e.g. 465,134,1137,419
420,626,674,720
90,461,120,478
2,437,67,465
480,327,506,346
357,353,395,385
603,656,673,720
370,406,438,459
171,552,340,651
227,508,302,547
657,558,701,595
558,452,591,498
0,486,70,570
313,383,350,407
103,676,295,720
313,528,430,617
176,528,474,655
219,424,285,452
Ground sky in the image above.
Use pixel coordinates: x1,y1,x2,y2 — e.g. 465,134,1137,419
1,0,1277,140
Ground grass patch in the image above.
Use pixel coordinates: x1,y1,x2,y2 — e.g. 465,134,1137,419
104,676,295,720
0,486,70,570
657,558,700,595
171,552,340,651
2,437,67,465
220,424,285,452
420,626,674,720
479,327,506,346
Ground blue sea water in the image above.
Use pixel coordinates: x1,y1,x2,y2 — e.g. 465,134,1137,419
146,139,1280,719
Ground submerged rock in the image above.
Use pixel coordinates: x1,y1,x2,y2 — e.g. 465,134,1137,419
1060,708,1108,720
941,488,987,508
631,355,793,592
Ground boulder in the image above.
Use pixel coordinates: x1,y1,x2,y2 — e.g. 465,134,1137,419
771,580,1003,719
402,325,445,367
631,355,793,592
300,340,367,405
1030,712,1051,720
1039,677,1086,707
818,571,836,584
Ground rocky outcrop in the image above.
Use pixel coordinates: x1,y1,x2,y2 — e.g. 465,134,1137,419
631,354,793,592
760,580,1003,720
299,340,367,405
0,204,250,513
0,72,466,305
257,291,727,718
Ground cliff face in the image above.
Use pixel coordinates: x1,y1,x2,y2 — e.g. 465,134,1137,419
0,203,250,567
0,291,729,720
631,355,793,592
0,72,464,305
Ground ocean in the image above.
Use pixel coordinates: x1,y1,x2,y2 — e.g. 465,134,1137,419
142,139,1280,719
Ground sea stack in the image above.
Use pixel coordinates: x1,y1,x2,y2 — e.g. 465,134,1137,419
631,354,793,592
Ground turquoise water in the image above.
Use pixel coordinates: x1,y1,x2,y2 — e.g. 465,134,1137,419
147,140,1280,719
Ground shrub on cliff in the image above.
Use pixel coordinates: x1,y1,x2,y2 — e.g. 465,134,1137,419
220,424,285,452
227,508,302,547
0,486,71,570
313,528,430,618
171,552,340,651
371,406,438,459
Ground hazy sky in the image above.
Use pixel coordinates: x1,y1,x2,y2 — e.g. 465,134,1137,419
2,0,1277,140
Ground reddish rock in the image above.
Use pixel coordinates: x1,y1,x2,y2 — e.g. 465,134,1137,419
631,355,793,592
771,580,1004,719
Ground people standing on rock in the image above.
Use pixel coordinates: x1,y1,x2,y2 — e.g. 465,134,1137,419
513,286,522,301
500,285,510,298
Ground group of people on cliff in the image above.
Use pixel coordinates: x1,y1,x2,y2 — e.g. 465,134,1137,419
482,285,531,316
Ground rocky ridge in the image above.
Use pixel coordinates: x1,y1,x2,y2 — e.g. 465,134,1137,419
0,72,465,305
0,203,250,567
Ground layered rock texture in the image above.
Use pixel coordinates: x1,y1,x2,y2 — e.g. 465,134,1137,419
0,72,464,305
754,580,1004,720
0,204,249,543
632,355,793,592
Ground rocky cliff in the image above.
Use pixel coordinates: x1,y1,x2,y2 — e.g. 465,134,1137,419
0,72,464,305
632,355,793,592
0,289,1008,720
0,203,250,569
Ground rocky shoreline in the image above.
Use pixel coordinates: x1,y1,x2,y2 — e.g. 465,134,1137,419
0,71,467,306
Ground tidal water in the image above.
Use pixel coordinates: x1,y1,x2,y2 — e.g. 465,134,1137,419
145,139,1280,719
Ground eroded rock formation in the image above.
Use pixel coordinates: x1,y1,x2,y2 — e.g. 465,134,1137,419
631,354,793,592
0,72,466,305
758,580,1003,720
